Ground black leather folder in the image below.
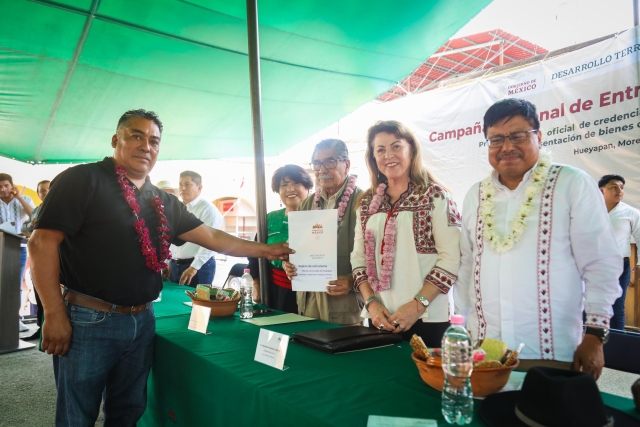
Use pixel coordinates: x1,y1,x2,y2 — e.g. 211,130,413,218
293,326,403,354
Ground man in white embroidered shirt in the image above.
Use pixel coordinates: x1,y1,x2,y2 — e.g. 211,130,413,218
454,98,622,379
169,171,223,286
599,174,640,330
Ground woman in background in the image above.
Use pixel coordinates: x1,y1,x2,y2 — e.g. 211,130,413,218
248,165,313,313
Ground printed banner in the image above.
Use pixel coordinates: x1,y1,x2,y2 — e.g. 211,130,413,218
339,27,640,208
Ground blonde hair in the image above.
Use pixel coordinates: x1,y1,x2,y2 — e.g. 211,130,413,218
361,120,445,203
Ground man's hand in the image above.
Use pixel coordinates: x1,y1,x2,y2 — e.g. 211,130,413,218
161,264,171,281
179,266,198,286
264,242,294,261
327,276,351,296
283,260,297,281
41,308,72,356
572,333,605,380
253,279,261,303
12,185,25,199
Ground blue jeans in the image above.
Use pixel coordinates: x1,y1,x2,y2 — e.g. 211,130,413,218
169,257,216,287
53,301,156,426
610,258,631,330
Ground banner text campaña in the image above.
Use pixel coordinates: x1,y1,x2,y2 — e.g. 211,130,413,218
428,84,640,145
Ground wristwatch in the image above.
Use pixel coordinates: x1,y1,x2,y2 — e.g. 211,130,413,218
585,326,609,344
414,294,429,309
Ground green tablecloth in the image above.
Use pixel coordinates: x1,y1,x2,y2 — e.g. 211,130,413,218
139,283,639,427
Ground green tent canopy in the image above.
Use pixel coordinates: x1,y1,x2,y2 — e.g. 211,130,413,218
0,0,490,163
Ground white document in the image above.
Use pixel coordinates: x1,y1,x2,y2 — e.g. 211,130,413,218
288,209,337,292
0,222,15,233
187,305,211,334
367,416,437,427
254,328,289,370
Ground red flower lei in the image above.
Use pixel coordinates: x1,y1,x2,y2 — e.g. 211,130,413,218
115,164,171,272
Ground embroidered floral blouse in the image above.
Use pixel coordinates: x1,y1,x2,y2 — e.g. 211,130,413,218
351,182,462,323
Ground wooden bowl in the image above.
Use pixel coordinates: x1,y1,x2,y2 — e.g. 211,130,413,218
186,291,239,318
411,353,519,397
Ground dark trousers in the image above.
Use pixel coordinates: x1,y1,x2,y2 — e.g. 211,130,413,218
169,257,216,287
272,285,298,314
611,258,631,330
369,319,450,348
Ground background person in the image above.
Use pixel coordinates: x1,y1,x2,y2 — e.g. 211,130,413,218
28,109,293,426
351,121,461,347
454,99,621,379
21,179,51,340
599,174,640,330
248,165,312,312
21,180,50,237
284,139,363,325
169,171,223,287
0,173,36,332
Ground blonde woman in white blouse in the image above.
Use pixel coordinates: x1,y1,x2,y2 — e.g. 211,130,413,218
351,120,461,347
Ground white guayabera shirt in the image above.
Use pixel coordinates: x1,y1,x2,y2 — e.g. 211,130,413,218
0,196,35,246
454,160,622,362
608,201,640,264
170,196,223,269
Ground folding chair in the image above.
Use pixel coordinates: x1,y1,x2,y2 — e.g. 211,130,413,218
222,263,248,291
603,329,640,375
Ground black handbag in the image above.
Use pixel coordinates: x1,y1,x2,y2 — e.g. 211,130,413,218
293,326,402,354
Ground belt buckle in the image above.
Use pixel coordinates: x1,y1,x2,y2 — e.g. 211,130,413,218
131,305,141,314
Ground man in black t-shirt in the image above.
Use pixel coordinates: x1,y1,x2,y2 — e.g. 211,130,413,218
28,109,293,426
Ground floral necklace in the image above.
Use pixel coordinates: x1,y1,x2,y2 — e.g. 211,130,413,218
364,183,397,292
480,150,552,253
115,164,171,272
314,175,357,227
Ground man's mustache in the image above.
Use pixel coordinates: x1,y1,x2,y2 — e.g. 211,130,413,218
497,151,523,161
318,174,333,179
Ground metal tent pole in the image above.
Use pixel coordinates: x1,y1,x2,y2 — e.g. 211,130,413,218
634,0,639,26
246,0,270,308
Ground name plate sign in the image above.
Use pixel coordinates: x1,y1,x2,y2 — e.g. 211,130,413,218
254,328,289,370
188,305,211,334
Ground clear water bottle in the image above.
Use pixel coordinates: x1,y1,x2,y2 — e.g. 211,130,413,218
239,269,253,319
441,314,473,425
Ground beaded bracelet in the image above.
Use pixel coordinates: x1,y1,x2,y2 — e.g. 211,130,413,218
364,296,379,312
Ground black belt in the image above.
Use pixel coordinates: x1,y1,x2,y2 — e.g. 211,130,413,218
173,257,194,266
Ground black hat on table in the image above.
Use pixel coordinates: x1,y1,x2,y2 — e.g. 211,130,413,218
479,367,640,427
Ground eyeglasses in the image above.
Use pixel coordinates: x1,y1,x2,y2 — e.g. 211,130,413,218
309,159,344,171
486,130,538,148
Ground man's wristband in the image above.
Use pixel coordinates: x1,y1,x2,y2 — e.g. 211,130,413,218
584,326,609,344
364,296,379,312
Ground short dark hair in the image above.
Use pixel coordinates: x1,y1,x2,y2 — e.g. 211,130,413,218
271,165,313,193
311,139,349,162
37,180,50,191
598,174,625,188
0,173,13,185
483,98,540,137
117,109,163,133
180,170,202,186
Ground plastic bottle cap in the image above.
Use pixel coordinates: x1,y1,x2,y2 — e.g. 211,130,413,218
244,269,250,274
450,314,465,325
